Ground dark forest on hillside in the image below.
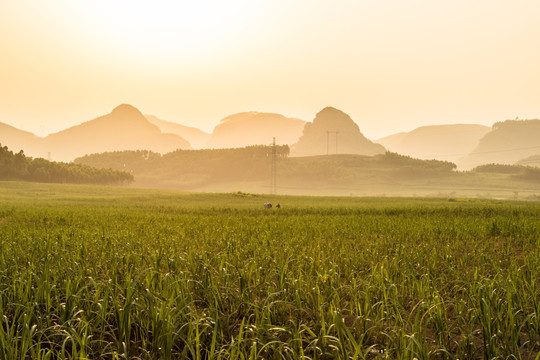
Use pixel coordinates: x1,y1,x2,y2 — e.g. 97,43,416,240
0,144,133,185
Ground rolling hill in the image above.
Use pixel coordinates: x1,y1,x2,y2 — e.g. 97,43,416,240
74,147,539,198
75,148,458,194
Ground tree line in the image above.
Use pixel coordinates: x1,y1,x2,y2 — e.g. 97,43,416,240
0,144,133,185
473,163,540,182
75,145,290,185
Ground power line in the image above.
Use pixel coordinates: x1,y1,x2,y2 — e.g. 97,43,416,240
463,145,540,155
396,145,540,159
291,145,540,159
326,131,339,155
516,158,540,165
271,137,276,195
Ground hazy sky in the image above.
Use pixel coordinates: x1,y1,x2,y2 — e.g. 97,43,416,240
1,1,540,139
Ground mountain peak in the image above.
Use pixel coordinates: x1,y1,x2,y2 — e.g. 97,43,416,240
317,106,345,116
111,104,143,116
314,107,357,127
291,107,385,156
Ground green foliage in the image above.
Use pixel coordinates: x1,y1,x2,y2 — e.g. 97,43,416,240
0,144,133,185
0,183,539,359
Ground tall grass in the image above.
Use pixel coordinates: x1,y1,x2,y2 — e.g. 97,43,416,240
0,183,538,358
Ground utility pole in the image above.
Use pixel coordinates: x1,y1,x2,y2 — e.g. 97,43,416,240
271,137,276,194
326,131,339,155
327,131,330,155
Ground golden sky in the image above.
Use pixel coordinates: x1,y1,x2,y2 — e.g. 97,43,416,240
1,1,540,138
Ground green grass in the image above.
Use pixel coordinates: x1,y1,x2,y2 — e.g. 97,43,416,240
0,181,539,359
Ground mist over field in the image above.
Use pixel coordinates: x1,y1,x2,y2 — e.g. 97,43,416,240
2,104,539,200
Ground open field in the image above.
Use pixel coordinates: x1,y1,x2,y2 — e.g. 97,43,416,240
0,181,539,359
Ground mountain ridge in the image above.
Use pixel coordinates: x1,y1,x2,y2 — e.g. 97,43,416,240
458,119,540,169
145,114,210,149
0,104,191,162
2,106,539,168
0,122,45,158
43,104,191,161
377,124,490,164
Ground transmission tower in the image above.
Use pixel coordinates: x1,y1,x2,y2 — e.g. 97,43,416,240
271,137,277,194
326,131,339,155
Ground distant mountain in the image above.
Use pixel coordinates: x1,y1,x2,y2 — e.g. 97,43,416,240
145,114,210,149
205,112,306,149
0,122,45,158
44,104,190,162
459,119,540,169
515,154,540,167
291,107,385,156
377,124,490,164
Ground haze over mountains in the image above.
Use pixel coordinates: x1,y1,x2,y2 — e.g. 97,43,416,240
0,105,192,161
0,122,43,156
459,119,540,169
376,121,540,169
377,124,491,164
144,115,210,149
1,104,539,170
49,105,192,162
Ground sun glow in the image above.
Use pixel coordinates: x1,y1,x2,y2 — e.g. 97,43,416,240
2,1,540,138
67,1,263,62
